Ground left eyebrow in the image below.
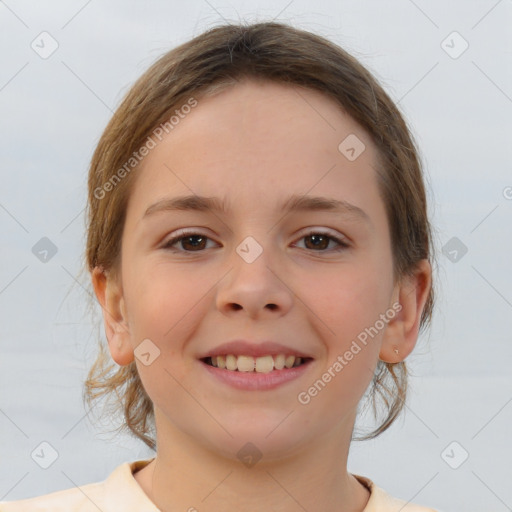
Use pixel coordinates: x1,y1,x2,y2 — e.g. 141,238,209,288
282,194,372,226
142,193,372,227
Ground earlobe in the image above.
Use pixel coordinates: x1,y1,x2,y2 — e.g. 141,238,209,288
379,259,432,363
91,266,134,366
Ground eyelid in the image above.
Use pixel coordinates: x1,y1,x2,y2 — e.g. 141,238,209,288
295,227,349,242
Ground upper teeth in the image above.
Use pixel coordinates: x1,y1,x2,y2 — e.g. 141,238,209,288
209,355,303,373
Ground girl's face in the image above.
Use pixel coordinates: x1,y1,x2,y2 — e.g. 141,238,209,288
97,79,424,462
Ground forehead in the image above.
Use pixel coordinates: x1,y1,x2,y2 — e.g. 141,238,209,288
127,79,383,223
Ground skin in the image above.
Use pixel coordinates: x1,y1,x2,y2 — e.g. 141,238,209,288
92,79,431,512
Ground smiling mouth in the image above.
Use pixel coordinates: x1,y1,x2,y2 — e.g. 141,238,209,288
201,354,313,373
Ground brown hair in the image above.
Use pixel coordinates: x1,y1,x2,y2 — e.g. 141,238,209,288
83,21,435,450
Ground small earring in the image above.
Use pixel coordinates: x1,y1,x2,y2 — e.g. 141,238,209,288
394,348,399,355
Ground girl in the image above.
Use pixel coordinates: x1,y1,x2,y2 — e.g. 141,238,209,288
1,21,436,511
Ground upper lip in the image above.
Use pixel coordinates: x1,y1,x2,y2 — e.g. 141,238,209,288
198,340,314,359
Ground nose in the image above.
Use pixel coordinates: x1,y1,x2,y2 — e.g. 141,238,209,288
215,243,294,320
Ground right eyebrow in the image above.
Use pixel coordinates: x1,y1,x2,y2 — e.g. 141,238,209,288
143,195,228,218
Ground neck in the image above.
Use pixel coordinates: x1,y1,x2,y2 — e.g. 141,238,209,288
136,410,370,512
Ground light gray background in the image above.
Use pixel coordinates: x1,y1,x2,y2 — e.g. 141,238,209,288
1,1,511,511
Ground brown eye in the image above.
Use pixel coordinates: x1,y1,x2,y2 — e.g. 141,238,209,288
179,235,207,251
163,233,214,252
295,231,349,252
304,234,330,250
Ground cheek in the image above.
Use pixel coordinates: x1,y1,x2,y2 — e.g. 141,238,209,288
123,264,207,402
299,257,394,345
293,255,393,408
123,260,208,346
296,267,387,415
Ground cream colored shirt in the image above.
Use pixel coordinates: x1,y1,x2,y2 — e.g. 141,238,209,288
0,458,438,511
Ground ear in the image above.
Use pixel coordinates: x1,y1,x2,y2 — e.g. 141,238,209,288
379,259,432,363
91,266,134,366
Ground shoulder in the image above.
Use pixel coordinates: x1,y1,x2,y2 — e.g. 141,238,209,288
0,459,158,512
354,474,439,512
0,482,102,512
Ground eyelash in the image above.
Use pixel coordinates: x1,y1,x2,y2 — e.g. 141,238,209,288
161,229,350,254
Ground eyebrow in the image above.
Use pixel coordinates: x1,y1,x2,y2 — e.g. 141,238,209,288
143,194,372,226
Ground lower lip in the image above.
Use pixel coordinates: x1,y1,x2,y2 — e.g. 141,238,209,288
200,359,313,390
